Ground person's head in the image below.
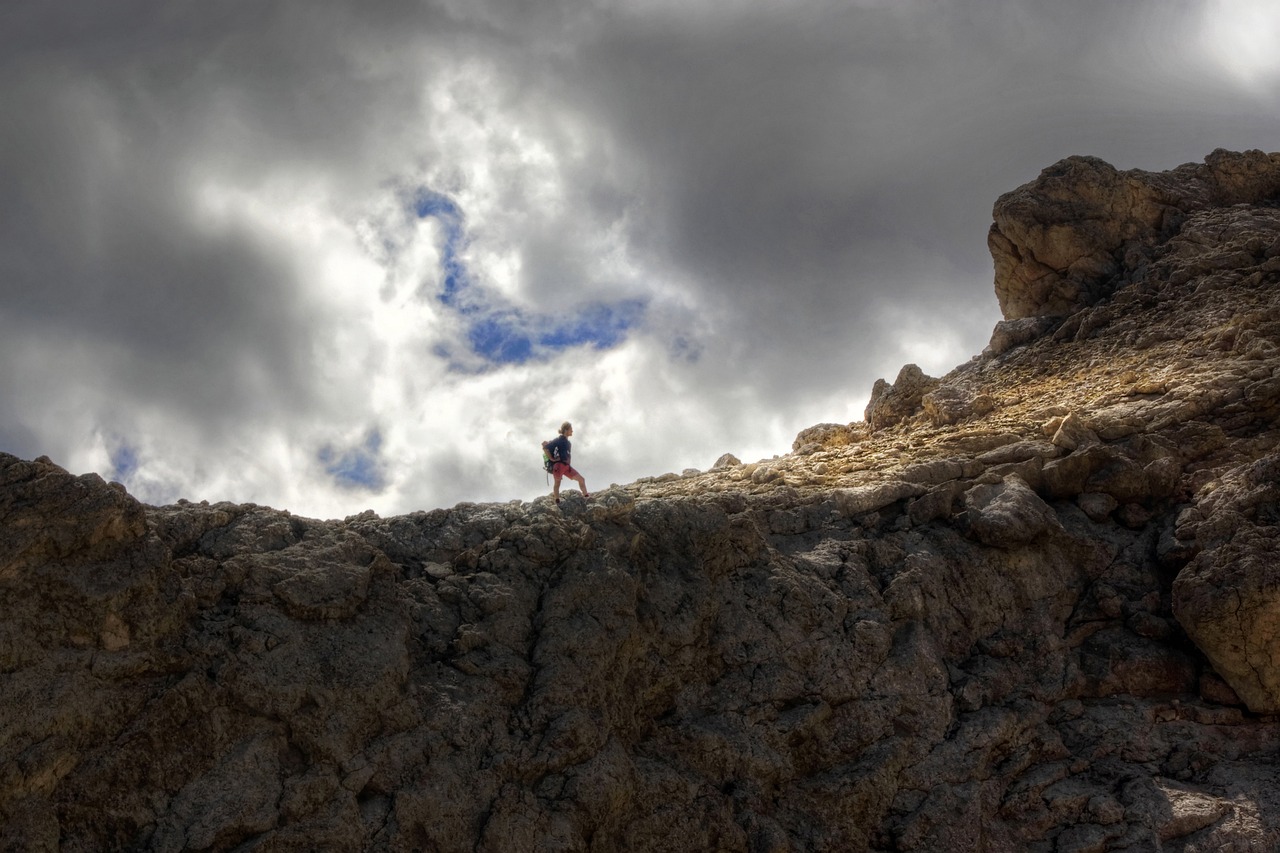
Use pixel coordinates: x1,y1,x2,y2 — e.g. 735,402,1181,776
559,421,573,436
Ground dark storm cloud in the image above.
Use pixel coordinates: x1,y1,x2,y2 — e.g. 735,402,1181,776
0,2,445,432
560,3,1176,300
1,85,311,427
516,0,1280,403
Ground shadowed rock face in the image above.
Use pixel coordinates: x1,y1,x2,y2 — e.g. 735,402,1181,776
4,150,1280,851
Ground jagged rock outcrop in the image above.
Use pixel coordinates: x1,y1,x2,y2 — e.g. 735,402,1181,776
864,364,938,431
990,147,1280,320
4,150,1280,851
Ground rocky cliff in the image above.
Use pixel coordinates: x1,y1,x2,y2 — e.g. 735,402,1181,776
4,150,1280,852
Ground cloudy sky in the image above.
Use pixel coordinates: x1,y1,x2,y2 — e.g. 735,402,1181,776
3,0,1278,518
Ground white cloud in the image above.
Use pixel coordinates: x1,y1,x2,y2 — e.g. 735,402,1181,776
1198,0,1280,89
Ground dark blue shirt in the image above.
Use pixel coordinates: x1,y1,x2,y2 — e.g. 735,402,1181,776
545,435,571,465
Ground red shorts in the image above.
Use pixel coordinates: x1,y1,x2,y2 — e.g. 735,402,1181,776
551,462,580,480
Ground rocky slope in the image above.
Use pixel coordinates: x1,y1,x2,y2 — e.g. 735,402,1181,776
4,149,1280,852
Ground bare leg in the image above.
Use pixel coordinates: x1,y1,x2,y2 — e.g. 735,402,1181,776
573,473,589,497
553,474,563,503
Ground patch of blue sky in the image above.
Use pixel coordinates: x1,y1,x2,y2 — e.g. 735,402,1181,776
318,429,387,491
103,440,175,504
413,189,648,369
413,190,471,309
108,442,139,484
468,313,535,364
538,299,647,350
463,299,648,366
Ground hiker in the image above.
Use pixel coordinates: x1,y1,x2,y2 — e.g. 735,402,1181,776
543,421,589,504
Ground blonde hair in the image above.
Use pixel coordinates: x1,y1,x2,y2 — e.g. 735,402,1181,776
559,422,573,435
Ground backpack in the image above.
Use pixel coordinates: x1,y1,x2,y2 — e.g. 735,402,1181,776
541,440,558,473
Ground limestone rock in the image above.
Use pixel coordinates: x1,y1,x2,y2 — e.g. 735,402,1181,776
710,452,742,469
960,474,1063,548
990,149,1280,319
1041,444,1142,501
865,363,938,431
986,316,1057,356
790,422,866,453
1,455,147,581
976,440,1059,466
1075,492,1116,523
835,480,926,515
899,458,966,485
1172,454,1280,712
921,385,993,427
1045,412,1099,452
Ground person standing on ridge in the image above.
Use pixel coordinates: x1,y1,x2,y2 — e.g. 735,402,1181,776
543,421,589,504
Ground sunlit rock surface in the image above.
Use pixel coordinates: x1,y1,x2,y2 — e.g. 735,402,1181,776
4,150,1280,851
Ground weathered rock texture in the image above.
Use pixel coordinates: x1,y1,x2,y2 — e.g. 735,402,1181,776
4,150,1280,851
989,148,1280,320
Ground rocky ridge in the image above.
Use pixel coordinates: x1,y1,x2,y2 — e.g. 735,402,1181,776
3,150,1280,851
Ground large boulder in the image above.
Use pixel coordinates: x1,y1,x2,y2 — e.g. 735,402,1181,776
959,474,1063,548
1173,454,1280,712
989,149,1280,319
865,364,938,431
